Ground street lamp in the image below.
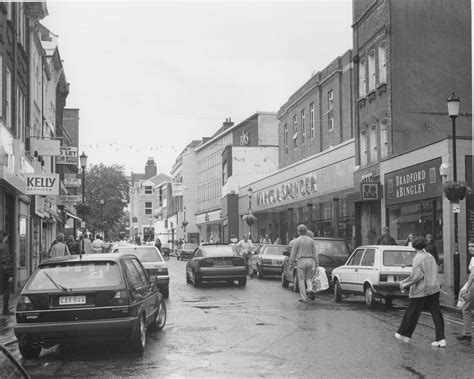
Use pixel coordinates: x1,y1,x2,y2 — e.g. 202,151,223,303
149,215,153,243
182,206,188,242
79,152,88,253
447,92,460,298
242,187,256,239
100,199,105,239
248,187,253,211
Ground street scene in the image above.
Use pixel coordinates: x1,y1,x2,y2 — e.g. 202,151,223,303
0,0,473,378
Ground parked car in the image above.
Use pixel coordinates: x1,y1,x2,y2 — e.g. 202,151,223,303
161,243,171,258
331,245,417,308
247,243,262,275
176,243,199,260
14,253,167,359
281,237,351,291
185,244,247,287
255,244,289,279
112,245,169,298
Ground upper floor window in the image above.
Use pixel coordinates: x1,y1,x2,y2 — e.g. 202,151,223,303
359,129,367,166
380,119,389,158
144,185,152,194
16,3,26,47
301,109,306,145
145,202,152,215
309,103,315,139
284,124,288,154
159,187,163,206
369,124,377,162
6,67,11,129
6,2,12,21
292,115,298,149
378,41,387,84
328,90,334,131
359,58,366,97
17,87,25,141
368,50,376,91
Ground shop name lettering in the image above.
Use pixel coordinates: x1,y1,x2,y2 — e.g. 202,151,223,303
257,175,317,206
27,177,56,191
394,170,426,198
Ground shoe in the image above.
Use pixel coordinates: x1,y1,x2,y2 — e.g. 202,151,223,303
394,333,410,343
2,310,14,316
456,335,472,342
298,299,307,303
431,339,447,347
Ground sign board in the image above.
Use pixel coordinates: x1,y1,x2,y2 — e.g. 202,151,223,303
25,174,60,195
361,182,381,201
453,203,460,213
29,138,61,156
172,182,183,197
35,196,46,218
64,174,81,188
57,195,82,206
57,146,78,165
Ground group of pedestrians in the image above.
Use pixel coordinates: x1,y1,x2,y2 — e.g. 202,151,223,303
48,233,109,257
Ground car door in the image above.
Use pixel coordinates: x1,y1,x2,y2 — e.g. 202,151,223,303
130,258,154,321
357,248,376,290
123,258,148,317
339,248,365,293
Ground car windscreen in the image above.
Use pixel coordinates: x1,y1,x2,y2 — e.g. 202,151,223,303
383,250,417,267
117,247,163,262
262,246,288,255
202,246,234,257
315,240,350,258
26,262,122,291
183,244,198,250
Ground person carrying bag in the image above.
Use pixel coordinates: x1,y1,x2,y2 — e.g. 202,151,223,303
456,239,474,342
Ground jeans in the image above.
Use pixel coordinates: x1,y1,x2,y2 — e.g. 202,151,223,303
397,292,445,341
0,274,11,312
297,258,314,301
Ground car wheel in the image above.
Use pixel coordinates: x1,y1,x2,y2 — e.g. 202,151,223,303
334,279,342,303
161,286,169,299
149,298,167,331
177,256,180,261
256,266,263,280
18,341,41,359
186,271,192,284
293,271,299,292
192,271,201,288
281,271,289,288
131,314,146,353
385,296,393,308
238,277,247,287
364,285,376,309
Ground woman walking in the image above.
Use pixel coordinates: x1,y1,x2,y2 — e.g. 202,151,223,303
457,239,474,342
395,236,446,347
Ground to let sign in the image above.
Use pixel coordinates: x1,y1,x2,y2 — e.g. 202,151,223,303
384,158,442,206
57,146,78,165
25,174,60,196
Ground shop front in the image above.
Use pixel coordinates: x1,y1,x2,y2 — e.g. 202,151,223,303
196,209,222,243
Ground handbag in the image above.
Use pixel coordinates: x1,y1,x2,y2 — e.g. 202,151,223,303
312,266,329,292
457,282,469,309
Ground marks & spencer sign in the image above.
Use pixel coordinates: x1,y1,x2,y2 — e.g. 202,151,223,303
384,158,442,206
256,174,318,207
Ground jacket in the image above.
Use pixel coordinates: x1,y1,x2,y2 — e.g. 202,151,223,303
401,249,440,298
290,235,319,266
49,242,70,258
0,242,13,275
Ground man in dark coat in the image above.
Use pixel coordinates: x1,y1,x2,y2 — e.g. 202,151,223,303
0,230,13,316
425,234,441,266
377,226,398,246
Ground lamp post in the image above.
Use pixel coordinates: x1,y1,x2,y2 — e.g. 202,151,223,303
447,92,460,298
149,215,153,243
100,199,105,239
182,206,188,242
79,151,88,244
247,187,253,238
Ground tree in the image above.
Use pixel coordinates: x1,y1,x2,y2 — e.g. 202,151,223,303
76,163,129,239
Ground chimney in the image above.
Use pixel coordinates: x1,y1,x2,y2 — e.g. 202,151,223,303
222,117,234,130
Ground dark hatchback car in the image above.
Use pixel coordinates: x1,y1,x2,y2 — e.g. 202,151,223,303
185,244,247,287
281,237,351,291
14,253,166,359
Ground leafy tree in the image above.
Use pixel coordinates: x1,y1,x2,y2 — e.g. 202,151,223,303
75,163,129,239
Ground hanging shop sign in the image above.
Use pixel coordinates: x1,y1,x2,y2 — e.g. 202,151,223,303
361,182,381,201
172,182,183,196
384,158,442,206
25,174,60,195
57,195,82,207
29,138,61,156
64,173,81,188
57,146,78,165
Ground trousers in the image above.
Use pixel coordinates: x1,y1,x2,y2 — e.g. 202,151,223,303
397,292,445,341
461,293,473,336
297,258,315,301
0,274,11,312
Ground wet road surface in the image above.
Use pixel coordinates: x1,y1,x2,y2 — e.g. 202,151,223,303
3,257,473,378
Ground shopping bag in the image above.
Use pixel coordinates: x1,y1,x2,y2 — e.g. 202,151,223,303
457,282,469,309
312,266,329,292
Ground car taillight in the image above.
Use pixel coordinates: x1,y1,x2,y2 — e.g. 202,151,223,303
199,259,214,267
379,274,387,282
156,267,168,275
112,291,129,306
17,296,33,312
233,258,245,266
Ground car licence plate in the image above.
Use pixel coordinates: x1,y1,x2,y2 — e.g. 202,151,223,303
59,296,86,305
214,259,232,265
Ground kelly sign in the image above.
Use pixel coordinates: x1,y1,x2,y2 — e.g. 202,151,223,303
57,146,78,165
25,174,60,195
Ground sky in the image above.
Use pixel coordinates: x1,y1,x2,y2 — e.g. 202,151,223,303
42,0,353,176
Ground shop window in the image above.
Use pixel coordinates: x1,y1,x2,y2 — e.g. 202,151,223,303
378,41,387,84
359,58,366,97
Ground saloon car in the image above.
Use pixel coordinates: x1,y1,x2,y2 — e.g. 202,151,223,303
331,245,417,308
14,253,166,358
186,244,247,287
112,245,169,298
255,244,290,279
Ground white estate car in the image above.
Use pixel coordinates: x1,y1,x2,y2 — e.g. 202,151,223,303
331,245,417,308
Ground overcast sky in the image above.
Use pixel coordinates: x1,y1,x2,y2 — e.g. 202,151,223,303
42,1,353,175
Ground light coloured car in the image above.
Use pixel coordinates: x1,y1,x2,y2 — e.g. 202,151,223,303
255,244,289,279
331,245,417,308
113,245,169,298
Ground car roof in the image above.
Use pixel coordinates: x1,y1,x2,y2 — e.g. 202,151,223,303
113,245,158,250
39,253,135,267
262,244,288,247
355,245,416,250
313,237,347,242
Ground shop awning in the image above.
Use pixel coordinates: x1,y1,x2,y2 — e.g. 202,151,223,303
65,211,82,222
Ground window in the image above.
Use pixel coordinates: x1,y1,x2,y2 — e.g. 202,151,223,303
310,103,315,139
369,124,377,162
292,115,298,149
284,124,288,154
301,109,306,145
145,202,152,215
17,3,26,47
359,58,366,97
360,129,367,166
328,90,334,131
159,187,163,206
368,50,376,91
0,56,2,117
130,258,148,284
144,185,152,194
361,249,375,266
378,41,387,84
380,119,388,158
124,259,144,288
348,249,365,266
6,67,11,129
6,2,12,20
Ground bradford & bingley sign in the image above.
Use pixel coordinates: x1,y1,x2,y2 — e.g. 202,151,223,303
384,158,442,206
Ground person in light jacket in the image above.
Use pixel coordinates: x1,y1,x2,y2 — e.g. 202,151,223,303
49,233,71,258
395,236,446,347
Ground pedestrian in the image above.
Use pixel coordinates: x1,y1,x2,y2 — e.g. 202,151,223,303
404,233,415,248
155,237,162,253
425,234,441,266
81,233,93,254
49,233,71,258
274,236,281,245
0,230,13,316
289,224,319,303
135,235,141,245
262,234,272,244
395,236,446,347
92,234,105,254
457,239,474,342
235,235,254,278
377,226,398,245
67,235,80,255
209,235,215,244
118,232,128,247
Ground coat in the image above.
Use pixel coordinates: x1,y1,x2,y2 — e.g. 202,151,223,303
401,249,440,298
0,242,12,275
